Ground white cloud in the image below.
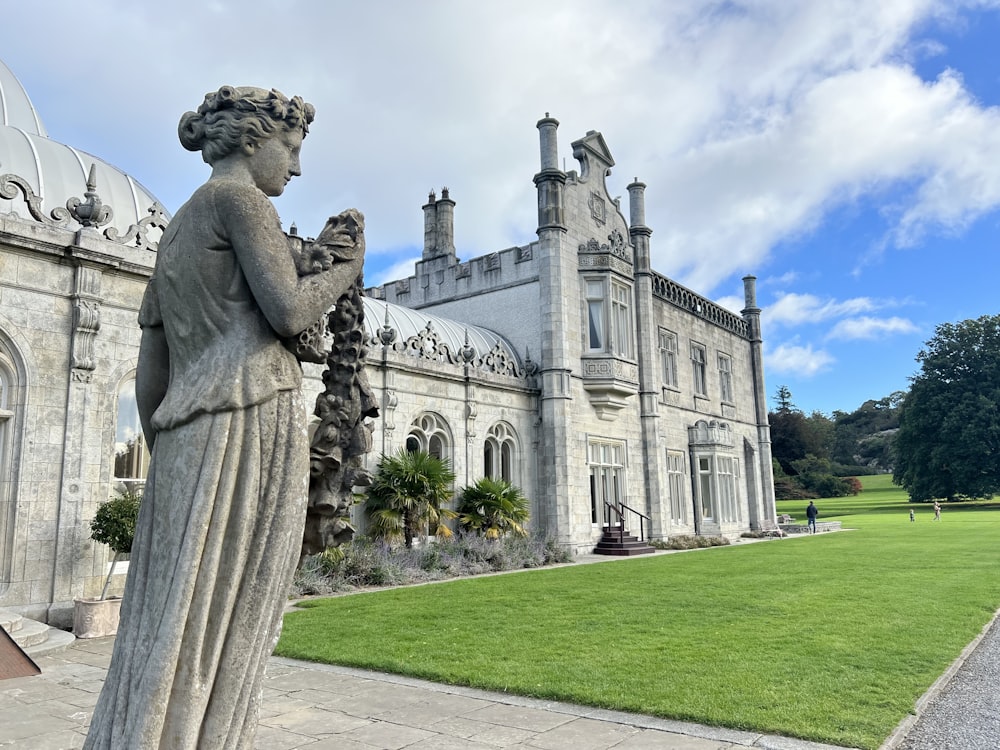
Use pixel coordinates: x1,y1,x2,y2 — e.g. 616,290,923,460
826,315,920,340
368,256,422,288
765,342,836,377
764,271,800,287
3,0,1000,295
764,293,879,327
714,294,745,314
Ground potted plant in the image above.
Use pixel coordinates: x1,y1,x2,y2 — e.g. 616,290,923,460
74,490,141,638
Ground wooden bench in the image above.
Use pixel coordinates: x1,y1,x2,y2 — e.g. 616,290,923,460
759,519,785,538
777,514,795,523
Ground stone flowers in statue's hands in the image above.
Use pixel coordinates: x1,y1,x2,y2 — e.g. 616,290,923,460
314,209,365,262
295,209,365,276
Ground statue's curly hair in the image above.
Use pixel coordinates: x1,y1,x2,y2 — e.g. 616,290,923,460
178,85,316,164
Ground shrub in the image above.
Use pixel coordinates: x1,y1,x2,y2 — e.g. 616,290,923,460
650,535,730,551
90,491,141,554
291,530,571,597
90,490,142,600
456,477,530,538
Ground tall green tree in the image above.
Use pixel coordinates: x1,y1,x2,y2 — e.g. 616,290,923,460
894,315,1000,501
365,449,456,548
769,386,832,473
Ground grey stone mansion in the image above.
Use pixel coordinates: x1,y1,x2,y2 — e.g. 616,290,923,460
0,59,775,626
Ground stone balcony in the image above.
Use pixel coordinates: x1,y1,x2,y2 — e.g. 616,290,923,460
580,354,639,419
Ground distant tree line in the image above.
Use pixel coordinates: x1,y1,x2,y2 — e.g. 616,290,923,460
769,385,899,500
773,313,1000,504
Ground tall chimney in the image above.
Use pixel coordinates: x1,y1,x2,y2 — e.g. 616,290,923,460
435,187,456,257
422,190,437,259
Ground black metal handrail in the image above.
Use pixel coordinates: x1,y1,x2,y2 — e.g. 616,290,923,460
603,500,652,543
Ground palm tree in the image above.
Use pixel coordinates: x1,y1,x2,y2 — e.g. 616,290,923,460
365,449,456,548
457,477,530,539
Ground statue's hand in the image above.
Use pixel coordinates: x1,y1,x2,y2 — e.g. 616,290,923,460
315,209,365,262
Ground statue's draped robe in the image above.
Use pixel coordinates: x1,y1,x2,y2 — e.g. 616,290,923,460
85,180,308,749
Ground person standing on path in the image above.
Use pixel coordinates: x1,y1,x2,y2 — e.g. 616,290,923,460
806,501,819,534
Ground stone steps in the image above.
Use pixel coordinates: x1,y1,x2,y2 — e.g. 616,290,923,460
0,607,75,657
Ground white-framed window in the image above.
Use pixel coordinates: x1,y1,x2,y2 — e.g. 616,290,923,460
717,456,740,523
406,412,452,462
659,329,678,388
666,450,687,524
584,277,634,358
114,378,150,492
484,422,518,483
718,353,734,403
694,453,741,524
585,279,605,352
588,438,626,525
697,455,715,520
610,279,633,358
691,343,708,396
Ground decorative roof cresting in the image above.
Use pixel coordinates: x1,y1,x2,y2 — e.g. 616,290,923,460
0,58,169,247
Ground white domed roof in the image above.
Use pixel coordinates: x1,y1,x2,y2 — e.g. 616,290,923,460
0,59,167,239
363,297,523,374
1,59,45,136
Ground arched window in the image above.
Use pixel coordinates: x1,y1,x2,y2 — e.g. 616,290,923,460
406,413,452,462
114,378,149,492
0,349,17,591
484,422,518,483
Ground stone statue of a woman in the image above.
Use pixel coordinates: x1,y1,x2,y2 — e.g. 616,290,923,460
84,86,364,749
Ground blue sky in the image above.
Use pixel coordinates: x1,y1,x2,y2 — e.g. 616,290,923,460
2,1,999,417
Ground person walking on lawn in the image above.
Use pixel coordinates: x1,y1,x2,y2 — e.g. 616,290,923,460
806,501,819,534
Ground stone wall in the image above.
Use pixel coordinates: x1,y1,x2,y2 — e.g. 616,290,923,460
0,213,155,625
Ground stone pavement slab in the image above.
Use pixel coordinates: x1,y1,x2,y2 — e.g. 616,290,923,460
0,636,852,750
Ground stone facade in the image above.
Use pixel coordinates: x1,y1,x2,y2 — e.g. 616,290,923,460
0,210,161,626
0,59,775,623
370,117,776,553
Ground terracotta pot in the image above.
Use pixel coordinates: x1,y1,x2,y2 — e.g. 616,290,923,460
73,597,121,638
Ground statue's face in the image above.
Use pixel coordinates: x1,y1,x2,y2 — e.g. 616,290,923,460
247,128,304,197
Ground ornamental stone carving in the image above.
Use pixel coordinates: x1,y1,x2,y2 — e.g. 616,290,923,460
70,266,102,378
577,230,634,278
589,191,607,225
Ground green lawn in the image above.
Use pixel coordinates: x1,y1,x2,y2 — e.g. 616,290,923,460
277,476,1000,749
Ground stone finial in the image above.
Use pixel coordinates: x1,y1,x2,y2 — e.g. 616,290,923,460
461,329,476,363
627,178,647,228
67,163,113,229
742,275,759,311
379,305,397,346
537,114,560,171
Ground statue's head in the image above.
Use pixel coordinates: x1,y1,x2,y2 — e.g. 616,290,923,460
178,86,316,166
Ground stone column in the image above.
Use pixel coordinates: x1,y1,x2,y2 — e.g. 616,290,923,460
533,115,575,548
628,179,665,539
742,275,776,524
50,259,104,625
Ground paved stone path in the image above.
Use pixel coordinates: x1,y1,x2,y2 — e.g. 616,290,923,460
0,636,846,750
887,611,1000,750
